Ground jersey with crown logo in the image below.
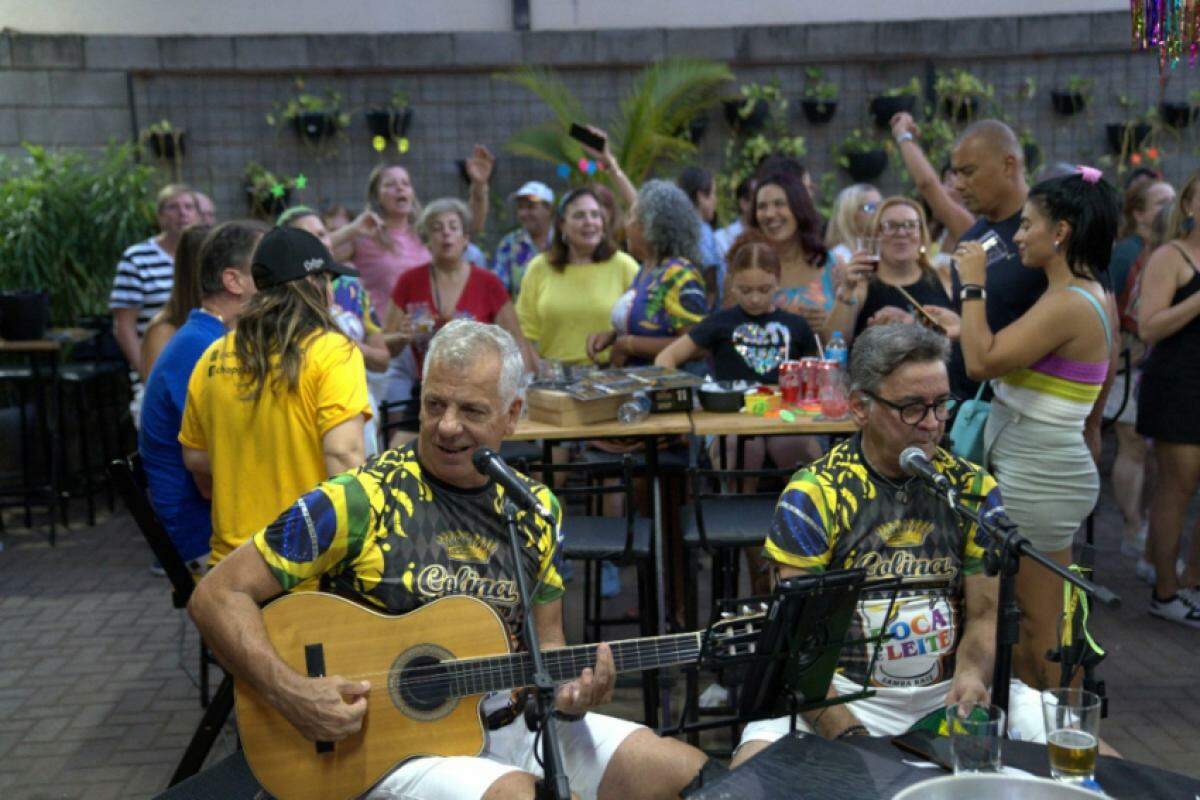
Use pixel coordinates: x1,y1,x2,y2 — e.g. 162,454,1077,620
253,443,563,643
765,435,1000,688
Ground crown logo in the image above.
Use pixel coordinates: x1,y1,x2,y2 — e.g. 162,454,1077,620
874,520,935,549
436,530,498,563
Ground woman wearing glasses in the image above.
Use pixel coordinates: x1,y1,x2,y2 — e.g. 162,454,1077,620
825,197,954,342
825,183,883,265
957,169,1119,689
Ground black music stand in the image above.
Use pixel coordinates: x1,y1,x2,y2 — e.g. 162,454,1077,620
670,568,901,736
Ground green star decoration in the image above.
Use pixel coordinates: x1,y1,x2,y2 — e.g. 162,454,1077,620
269,182,286,198
294,174,308,189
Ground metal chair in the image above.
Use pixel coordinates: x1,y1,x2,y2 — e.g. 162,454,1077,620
521,454,661,727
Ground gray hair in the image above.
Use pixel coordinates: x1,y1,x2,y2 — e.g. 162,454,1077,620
423,319,524,406
417,197,473,245
635,179,702,265
849,323,951,394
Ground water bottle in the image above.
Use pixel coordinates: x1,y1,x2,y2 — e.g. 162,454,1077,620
617,391,652,424
826,331,848,371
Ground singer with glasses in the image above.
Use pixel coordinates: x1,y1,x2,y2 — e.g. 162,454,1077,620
187,319,708,800
957,168,1119,688
731,324,1046,768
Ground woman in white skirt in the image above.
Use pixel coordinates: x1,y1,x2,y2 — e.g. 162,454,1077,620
957,167,1119,689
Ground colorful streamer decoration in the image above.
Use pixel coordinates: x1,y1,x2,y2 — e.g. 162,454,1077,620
1132,1,1200,72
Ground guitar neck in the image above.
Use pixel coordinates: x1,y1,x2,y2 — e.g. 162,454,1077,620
446,632,703,698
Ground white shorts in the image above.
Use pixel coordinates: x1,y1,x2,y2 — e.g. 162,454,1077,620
738,673,1045,751
366,695,642,800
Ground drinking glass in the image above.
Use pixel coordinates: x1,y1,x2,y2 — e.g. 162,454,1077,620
853,236,880,267
978,230,1011,266
946,703,1006,774
1041,689,1101,783
406,301,436,337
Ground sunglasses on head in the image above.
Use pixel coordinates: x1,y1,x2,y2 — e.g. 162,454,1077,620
861,201,879,213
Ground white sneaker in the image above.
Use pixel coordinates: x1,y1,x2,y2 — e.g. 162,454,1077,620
1179,585,1200,606
1149,592,1200,629
699,683,730,709
1120,524,1148,559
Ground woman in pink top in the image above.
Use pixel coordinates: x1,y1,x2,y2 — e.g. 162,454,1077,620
330,148,495,316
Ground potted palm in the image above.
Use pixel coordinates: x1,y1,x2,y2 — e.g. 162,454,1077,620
801,67,839,125
870,77,920,129
1051,75,1092,116
365,84,414,140
837,129,888,182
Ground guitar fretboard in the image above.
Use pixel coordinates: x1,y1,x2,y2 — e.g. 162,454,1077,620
435,632,703,698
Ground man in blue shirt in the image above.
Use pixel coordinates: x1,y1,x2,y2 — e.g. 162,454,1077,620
138,220,266,571
491,181,554,297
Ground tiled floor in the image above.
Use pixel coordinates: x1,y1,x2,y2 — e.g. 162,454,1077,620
0,434,1197,798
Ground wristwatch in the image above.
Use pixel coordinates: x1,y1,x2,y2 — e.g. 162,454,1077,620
895,131,914,144
960,284,986,302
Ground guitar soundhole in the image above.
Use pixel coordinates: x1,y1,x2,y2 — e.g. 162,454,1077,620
400,655,448,712
388,644,458,721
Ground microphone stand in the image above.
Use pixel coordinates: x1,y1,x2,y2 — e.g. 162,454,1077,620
501,499,570,800
910,480,1120,716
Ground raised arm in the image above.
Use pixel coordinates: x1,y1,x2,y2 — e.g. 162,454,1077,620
582,125,637,211
464,144,495,237
891,113,975,240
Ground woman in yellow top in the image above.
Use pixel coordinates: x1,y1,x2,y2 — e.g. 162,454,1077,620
516,187,639,365
179,227,372,566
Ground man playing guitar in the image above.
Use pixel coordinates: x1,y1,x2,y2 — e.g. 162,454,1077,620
188,319,707,799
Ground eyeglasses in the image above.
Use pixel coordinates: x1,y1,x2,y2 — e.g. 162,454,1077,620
879,219,920,236
861,202,879,213
863,390,954,425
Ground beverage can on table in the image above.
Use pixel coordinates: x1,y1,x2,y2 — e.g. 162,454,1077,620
799,357,821,403
779,360,803,406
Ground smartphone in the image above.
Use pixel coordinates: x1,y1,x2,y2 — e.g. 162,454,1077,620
568,123,606,152
892,284,947,335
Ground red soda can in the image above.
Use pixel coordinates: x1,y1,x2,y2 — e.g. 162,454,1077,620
799,357,820,403
779,360,802,406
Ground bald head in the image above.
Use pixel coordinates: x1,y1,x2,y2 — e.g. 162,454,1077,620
952,119,1028,221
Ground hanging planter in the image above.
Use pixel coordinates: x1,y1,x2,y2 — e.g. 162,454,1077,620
801,99,837,125
844,150,888,182
291,112,337,144
1051,91,1086,115
869,94,916,129
243,162,295,222
723,98,770,134
1160,101,1195,129
365,107,413,140
1106,123,1153,155
145,130,185,160
941,95,980,122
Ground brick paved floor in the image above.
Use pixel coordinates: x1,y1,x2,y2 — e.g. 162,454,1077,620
1,434,1198,798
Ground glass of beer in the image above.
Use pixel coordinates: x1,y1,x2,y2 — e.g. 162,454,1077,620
945,703,1005,773
1041,688,1101,783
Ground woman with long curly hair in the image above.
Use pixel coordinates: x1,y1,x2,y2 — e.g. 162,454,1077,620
179,227,372,567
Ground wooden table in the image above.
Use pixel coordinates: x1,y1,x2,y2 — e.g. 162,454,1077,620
511,410,856,441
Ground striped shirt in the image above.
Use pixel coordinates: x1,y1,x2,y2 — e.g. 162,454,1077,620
109,237,174,335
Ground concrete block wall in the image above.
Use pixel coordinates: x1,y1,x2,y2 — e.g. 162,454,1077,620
0,12,1194,247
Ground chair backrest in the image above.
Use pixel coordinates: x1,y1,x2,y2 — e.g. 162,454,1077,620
687,438,795,551
108,453,197,608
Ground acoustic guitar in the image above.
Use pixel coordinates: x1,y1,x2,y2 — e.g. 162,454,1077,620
235,591,759,800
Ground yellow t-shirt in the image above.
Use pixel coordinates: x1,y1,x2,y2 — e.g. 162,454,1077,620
179,329,371,563
515,251,639,365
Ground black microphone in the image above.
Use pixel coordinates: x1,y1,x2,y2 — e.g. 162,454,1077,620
472,448,556,524
899,446,953,496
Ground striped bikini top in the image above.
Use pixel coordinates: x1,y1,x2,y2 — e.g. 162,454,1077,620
993,286,1111,427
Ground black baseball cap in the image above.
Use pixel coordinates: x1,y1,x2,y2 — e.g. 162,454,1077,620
251,226,359,290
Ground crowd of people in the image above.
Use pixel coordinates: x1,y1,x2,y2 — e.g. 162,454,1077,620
104,112,1200,797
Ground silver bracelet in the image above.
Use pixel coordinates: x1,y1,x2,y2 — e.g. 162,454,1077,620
895,132,914,144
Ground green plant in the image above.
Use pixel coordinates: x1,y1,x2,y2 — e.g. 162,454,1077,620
1189,88,1200,106
934,68,994,120
883,77,921,98
143,119,177,136
388,83,410,109
265,78,351,133
1017,77,1037,103
1065,75,1094,101
497,58,733,188
835,128,887,168
804,67,838,102
715,80,806,222
0,143,159,324
243,162,297,217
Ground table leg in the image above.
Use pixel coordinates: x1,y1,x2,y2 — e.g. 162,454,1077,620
643,435,672,723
